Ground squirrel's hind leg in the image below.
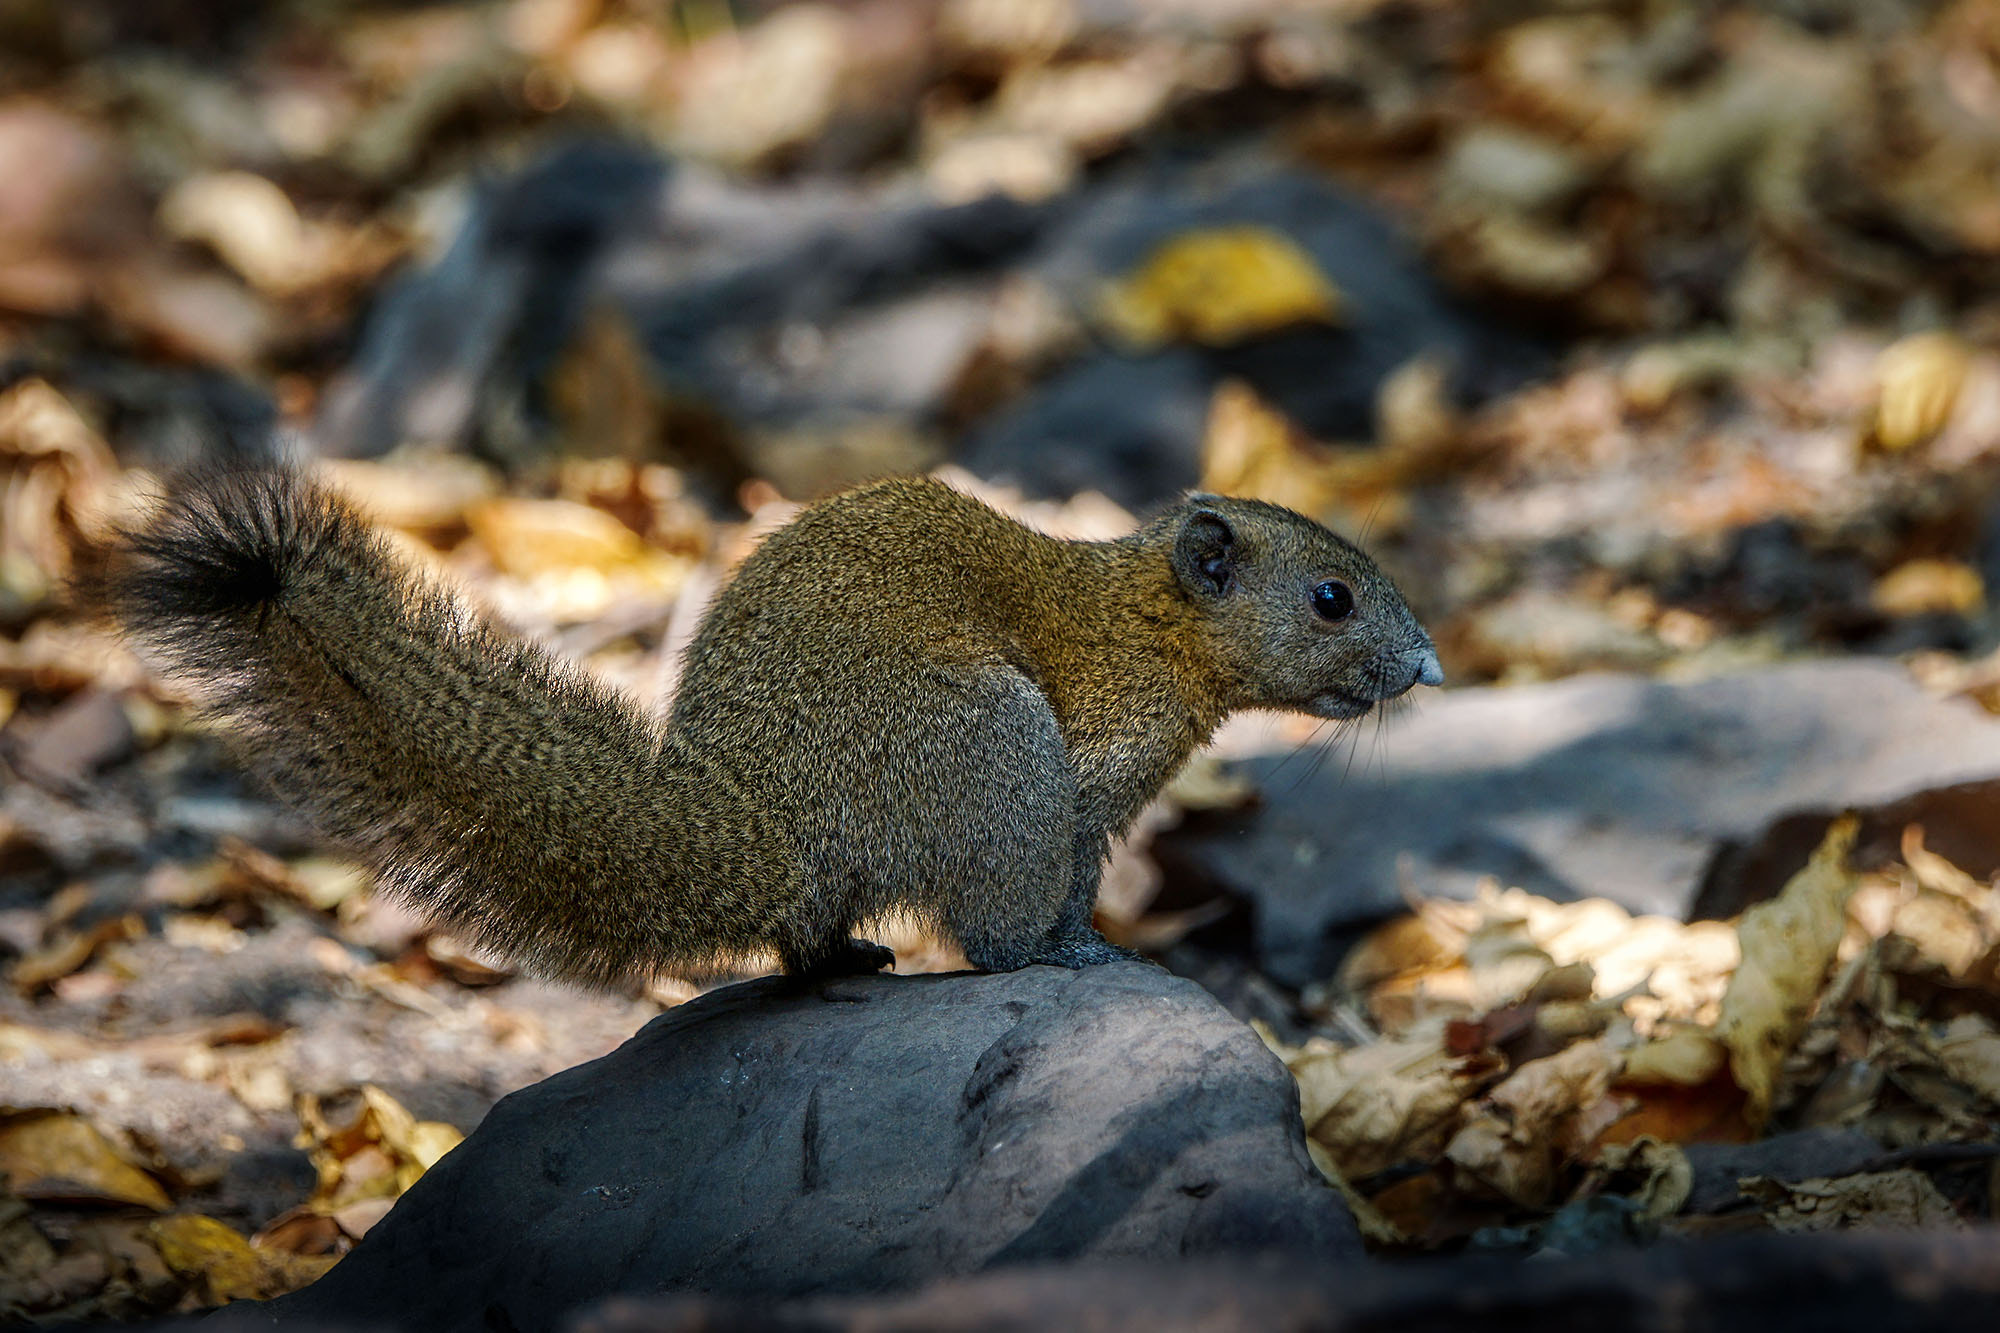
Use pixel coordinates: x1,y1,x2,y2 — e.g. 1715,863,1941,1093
779,935,896,979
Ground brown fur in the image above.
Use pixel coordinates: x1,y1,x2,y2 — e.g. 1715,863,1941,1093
87,470,1437,985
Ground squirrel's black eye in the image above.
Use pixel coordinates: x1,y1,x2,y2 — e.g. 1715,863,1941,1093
1311,580,1355,622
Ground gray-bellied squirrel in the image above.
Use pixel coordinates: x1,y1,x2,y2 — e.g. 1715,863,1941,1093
88,469,1440,985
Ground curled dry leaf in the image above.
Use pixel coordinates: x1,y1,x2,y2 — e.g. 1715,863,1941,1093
991,51,1174,158
323,455,500,535
1260,1023,1502,1180
1590,1135,1693,1223
1622,1027,1728,1088
1714,815,1860,1129
10,915,143,996
1887,888,1988,980
157,172,310,296
1443,1038,1625,1207
1302,1140,1407,1246
668,5,850,169
1199,379,1339,516
1900,825,1988,903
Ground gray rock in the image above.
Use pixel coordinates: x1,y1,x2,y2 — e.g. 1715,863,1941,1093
258,963,1355,1332
1159,661,2000,987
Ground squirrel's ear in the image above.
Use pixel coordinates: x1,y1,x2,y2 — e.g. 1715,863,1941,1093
1172,509,1237,597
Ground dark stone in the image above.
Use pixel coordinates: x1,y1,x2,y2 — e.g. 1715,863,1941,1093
1157,661,2000,987
257,964,1355,1332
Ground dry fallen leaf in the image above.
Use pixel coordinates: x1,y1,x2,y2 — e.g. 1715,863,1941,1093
1261,1023,1502,1180
1872,559,1985,618
1591,1136,1693,1222
147,1214,278,1303
0,1112,172,1211
1621,1027,1730,1088
1870,331,1971,451
1100,226,1342,349
1444,1038,1625,1206
1714,816,1860,1129
466,495,694,622
294,1085,463,1241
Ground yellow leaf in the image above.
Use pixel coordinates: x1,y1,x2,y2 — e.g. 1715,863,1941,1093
467,498,655,577
296,1086,461,1217
148,1214,268,1303
1100,226,1342,349
0,1112,172,1210
1871,331,1970,450
1872,559,1984,618
1621,1027,1728,1087
1713,816,1860,1129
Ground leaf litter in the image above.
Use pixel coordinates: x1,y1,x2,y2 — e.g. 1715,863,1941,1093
1263,817,2000,1250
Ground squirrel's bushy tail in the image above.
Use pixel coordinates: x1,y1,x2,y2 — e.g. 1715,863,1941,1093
87,469,757,986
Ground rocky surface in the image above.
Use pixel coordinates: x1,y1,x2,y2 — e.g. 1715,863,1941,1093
1160,660,2000,987
559,1227,2000,1332
248,963,1355,1332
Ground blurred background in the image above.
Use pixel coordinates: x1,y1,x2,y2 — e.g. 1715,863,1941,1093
4,0,2000,1319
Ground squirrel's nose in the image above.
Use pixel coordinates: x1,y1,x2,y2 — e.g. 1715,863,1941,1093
1411,648,1444,688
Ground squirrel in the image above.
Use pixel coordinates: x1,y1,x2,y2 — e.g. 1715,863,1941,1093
88,469,1441,986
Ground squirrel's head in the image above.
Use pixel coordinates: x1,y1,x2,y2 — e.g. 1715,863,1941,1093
1160,493,1442,720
